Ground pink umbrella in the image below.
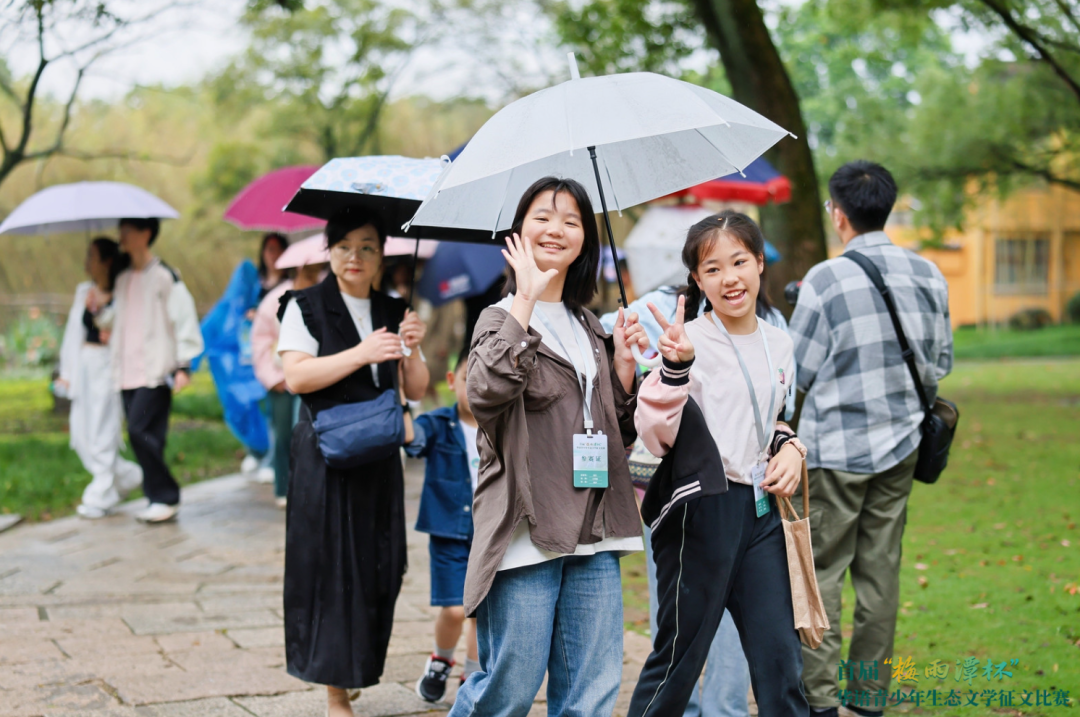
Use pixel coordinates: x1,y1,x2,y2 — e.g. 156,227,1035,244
224,166,326,233
275,234,330,269
384,236,439,259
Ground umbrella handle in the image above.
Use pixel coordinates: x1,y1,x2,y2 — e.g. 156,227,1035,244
631,344,662,369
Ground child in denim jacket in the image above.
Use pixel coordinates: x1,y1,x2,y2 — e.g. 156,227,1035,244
406,355,480,702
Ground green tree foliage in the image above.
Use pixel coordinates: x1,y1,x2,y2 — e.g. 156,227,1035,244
819,0,1080,228
547,0,702,76
220,0,432,161
0,1,181,189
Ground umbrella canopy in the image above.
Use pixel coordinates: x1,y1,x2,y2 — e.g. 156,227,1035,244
384,236,439,259
275,234,330,269
666,156,791,206
0,181,179,235
285,156,491,242
224,165,325,233
407,66,793,241
624,205,781,296
415,242,507,307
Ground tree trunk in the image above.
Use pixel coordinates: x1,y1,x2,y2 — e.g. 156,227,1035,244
691,0,827,310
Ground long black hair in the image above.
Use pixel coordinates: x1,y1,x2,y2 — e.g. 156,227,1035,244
681,210,773,322
258,232,289,279
91,236,128,292
503,176,600,312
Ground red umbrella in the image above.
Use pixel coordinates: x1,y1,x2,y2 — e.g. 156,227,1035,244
224,165,326,233
665,156,791,206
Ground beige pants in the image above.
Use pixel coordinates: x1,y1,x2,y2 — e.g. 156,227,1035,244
800,448,918,709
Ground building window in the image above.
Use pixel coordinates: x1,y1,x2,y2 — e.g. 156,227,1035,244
994,236,1049,294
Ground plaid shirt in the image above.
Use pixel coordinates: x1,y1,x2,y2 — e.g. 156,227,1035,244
789,232,953,473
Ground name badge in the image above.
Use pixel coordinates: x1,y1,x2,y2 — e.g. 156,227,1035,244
573,433,609,489
751,461,770,517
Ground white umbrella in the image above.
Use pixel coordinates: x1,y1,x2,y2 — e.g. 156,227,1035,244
624,205,716,295
407,55,794,298
407,55,792,365
0,181,179,235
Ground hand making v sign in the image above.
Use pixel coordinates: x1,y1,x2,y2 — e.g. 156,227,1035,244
647,294,695,364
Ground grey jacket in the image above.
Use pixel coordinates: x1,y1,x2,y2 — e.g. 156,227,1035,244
463,306,641,615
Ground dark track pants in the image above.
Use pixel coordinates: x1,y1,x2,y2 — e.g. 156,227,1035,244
122,386,179,506
628,484,809,717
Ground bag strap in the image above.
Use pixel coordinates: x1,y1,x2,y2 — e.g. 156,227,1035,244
777,462,810,522
842,252,931,413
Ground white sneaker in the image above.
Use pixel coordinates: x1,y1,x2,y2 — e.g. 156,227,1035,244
240,455,259,474
76,504,109,519
135,503,178,523
275,497,288,510
256,467,275,484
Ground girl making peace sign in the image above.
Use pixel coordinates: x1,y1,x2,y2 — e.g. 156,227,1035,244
628,210,810,717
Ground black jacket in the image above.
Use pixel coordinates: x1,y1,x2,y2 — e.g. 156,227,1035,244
640,394,727,535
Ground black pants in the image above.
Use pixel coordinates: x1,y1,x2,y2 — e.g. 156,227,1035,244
629,484,809,717
122,386,179,506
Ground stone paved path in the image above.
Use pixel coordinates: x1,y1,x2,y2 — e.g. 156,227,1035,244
0,460,653,717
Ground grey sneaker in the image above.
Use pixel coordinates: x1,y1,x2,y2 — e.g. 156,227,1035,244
416,655,454,702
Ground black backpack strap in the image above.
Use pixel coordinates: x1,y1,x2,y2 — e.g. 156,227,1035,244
842,252,932,413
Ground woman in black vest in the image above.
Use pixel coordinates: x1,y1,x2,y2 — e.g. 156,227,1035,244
277,210,429,717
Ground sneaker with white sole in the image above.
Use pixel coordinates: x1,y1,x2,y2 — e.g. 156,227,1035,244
240,455,259,474
416,655,454,702
275,497,288,509
76,504,109,519
135,503,178,523
255,466,275,484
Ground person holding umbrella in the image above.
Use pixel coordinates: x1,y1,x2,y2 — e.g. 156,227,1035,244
452,177,647,717
277,210,429,717
57,237,143,519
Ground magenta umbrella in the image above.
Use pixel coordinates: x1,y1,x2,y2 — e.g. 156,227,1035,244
224,165,326,233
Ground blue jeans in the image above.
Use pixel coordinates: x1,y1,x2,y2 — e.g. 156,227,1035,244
450,552,623,717
645,524,750,717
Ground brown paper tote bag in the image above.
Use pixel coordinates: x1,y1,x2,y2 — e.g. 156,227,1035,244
777,463,830,649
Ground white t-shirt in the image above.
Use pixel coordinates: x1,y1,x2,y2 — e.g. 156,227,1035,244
684,316,796,485
460,420,481,494
492,295,643,571
277,295,380,386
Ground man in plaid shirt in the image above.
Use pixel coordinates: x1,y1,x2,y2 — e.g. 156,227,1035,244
789,161,952,717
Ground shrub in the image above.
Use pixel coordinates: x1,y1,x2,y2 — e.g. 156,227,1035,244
1067,292,1080,325
1007,307,1053,331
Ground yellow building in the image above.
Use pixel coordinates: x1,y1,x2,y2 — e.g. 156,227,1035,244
888,185,1080,327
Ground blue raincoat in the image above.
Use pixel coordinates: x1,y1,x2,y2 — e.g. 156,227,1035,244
194,260,269,454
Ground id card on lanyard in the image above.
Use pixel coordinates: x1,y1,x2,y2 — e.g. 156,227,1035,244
708,313,777,517
534,306,609,489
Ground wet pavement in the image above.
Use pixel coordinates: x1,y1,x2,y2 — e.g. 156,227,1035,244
0,460,653,717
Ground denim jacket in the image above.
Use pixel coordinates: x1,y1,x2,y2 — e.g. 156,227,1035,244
405,404,474,541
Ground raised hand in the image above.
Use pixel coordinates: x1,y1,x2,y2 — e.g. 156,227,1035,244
613,307,649,392
648,295,694,364
399,309,426,350
503,232,557,303
356,327,405,366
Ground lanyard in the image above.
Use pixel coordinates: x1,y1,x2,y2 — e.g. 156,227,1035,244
533,305,597,433
708,312,776,461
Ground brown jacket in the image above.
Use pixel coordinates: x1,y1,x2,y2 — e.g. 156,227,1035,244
463,305,642,615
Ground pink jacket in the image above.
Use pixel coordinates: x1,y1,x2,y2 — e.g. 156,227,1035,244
252,280,292,391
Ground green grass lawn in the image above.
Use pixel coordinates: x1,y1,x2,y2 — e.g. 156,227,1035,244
621,359,1080,713
0,371,243,520
953,324,1080,361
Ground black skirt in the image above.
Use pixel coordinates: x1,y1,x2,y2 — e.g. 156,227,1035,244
283,417,407,688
